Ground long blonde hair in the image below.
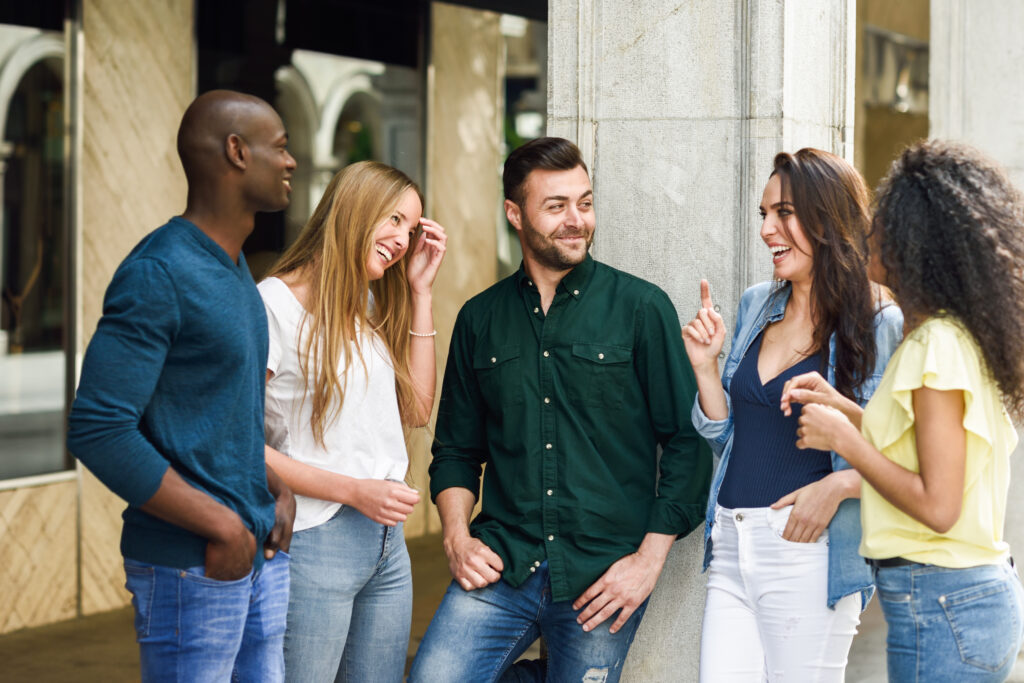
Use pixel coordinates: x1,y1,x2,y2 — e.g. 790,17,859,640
267,161,422,446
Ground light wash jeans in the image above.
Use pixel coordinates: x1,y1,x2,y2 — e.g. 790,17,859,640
123,550,290,683
875,560,1024,682
409,560,648,683
700,505,861,682
283,505,411,683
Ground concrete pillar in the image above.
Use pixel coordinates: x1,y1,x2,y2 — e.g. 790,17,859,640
403,2,504,537
548,1,855,678
78,0,194,615
930,0,1024,588
930,0,1024,187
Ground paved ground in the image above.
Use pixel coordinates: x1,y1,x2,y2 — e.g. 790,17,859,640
1,533,1021,681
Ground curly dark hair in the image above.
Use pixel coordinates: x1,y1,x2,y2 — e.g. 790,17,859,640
772,149,878,401
874,139,1024,417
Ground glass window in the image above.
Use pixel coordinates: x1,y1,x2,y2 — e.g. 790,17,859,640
0,23,70,480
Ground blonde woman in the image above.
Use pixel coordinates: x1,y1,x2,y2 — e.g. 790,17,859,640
259,161,447,682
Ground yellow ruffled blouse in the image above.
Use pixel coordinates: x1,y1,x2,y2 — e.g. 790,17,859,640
859,316,1017,567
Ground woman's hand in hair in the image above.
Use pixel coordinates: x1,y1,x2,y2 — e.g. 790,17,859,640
781,371,864,427
406,217,448,296
681,279,727,371
350,479,421,526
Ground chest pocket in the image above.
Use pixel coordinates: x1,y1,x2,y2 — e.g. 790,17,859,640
472,345,524,413
567,343,633,408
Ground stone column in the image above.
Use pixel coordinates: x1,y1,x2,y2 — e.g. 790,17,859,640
404,2,503,537
930,0,1024,583
547,1,855,678
78,0,194,615
930,0,1024,187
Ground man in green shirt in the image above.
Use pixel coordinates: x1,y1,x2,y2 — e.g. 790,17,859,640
409,137,711,682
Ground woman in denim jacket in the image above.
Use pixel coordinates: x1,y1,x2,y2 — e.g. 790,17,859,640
684,149,903,681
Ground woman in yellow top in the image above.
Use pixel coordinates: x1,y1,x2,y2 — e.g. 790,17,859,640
781,139,1024,682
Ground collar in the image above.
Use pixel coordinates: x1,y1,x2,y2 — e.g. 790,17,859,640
515,253,595,300
765,281,790,323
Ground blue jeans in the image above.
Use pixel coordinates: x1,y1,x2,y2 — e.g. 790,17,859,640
409,561,648,683
123,550,290,683
284,506,411,682
875,560,1024,682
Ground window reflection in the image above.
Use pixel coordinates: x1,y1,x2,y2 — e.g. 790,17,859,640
0,25,67,480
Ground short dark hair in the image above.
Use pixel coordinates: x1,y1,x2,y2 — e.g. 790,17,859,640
502,137,588,207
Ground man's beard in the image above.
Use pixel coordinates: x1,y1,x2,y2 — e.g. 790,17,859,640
520,212,593,271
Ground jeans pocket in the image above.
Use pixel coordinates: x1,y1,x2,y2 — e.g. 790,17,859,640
940,577,1021,672
181,565,252,587
123,561,155,639
765,505,828,545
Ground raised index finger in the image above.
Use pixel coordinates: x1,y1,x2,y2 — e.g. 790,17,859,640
700,279,714,310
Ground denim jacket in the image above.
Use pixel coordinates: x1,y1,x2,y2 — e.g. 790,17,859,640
692,281,904,608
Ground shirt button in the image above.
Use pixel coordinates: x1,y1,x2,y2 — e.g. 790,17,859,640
533,307,539,313
598,353,605,360
548,534,555,541
545,443,552,450
573,289,579,296
530,566,536,573
543,350,550,358
736,513,744,522
544,397,550,404
534,560,541,567
491,357,497,363
546,489,553,496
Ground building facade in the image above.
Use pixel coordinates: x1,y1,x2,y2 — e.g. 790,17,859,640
1,6,1022,682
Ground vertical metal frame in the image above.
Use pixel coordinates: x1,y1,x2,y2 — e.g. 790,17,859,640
63,0,82,472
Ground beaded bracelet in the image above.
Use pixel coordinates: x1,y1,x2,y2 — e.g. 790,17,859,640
409,329,437,337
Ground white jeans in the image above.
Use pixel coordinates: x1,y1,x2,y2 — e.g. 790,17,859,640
699,505,861,682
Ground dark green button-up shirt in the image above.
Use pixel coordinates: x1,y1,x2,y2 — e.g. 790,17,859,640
429,255,712,602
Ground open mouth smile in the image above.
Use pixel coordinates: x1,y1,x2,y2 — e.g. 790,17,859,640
770,245,791,262
375,244,395,262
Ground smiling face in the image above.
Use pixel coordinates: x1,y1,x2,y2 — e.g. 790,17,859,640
365,187,422,280
760,173,814,284
240,105,296,213
506,165,595,273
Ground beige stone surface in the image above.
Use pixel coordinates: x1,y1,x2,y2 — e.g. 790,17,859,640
76,0,194,614
79,469,129,615
79,0,193,345
0,481,77,633
402,3,503,538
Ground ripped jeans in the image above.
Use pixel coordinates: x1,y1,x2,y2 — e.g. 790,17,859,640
408,561,647,683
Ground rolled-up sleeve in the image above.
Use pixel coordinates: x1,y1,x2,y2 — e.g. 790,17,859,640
67,259,179,506
428,307,489,502
691,392,733,459
635,289,713,537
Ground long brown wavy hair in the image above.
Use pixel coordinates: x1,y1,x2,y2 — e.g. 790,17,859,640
267,161,423,445
771,148,879,400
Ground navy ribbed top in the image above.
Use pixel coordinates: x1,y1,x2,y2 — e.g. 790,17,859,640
717,331,833,508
